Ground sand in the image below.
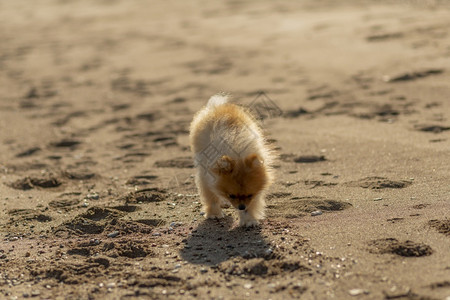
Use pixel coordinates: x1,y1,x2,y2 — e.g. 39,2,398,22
0,0,449,299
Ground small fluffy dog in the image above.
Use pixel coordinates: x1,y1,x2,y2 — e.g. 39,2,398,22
189,94,274,226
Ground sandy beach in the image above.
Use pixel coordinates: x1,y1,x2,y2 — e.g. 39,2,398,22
0,0,449,299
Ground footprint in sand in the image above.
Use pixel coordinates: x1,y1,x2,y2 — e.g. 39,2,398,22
346,176,412,189
266,192,292,200
352,103,401,121
154,157,194,168
366,32,404,42
63,169,96,180
15,147,41,158
414,124,450,133
218,258,311,278
116,152,150,163
50,139,81,149
120,188,168,204
383,68,444,83
7,209,52,223
125,175,158,186
368,238,433,257
108,205,140,213
7,176,62,190
304,180,338,189
66,239,153,259
267,196,352,218
280,153,327,163
428,219,450,236
152,135,178,147
55,205,164,236
135,219,166,227
49,193,81,211
294,155,327,163
56,207,125,235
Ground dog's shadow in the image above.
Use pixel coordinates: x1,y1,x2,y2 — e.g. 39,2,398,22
180,216,272,266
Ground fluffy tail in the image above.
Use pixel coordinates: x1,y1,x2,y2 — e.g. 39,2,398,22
206,93,229,108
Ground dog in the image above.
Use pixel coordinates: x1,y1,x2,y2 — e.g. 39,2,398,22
189,94,274,226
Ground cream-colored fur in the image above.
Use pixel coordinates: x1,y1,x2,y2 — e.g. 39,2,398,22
189,94,274,226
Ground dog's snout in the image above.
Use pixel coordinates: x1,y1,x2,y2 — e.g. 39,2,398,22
238,204,246,210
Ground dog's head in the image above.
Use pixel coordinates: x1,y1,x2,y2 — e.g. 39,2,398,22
212,154,268,211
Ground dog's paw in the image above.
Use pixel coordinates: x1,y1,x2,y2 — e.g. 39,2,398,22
238,211,260,227
220,202,230,209
205,211,224,219
239,218,259,227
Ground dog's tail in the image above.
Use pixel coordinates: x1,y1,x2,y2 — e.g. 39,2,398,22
206,93,229,109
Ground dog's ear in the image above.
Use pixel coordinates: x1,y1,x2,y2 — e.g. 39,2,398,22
245,153,263,169
212,155,235,175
